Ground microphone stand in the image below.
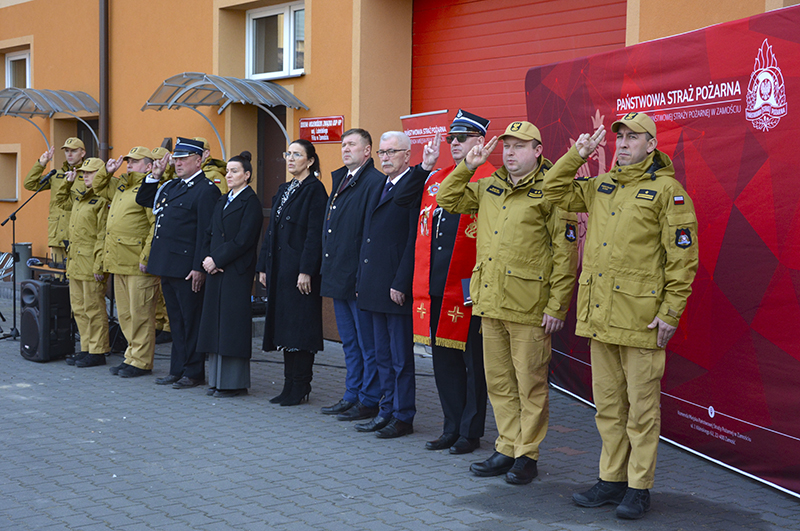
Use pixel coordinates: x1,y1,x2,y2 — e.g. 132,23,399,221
1,178,52,340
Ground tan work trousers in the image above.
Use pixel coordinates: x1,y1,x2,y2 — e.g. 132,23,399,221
482,317,550,460
115,274,159,370
155,281,170,332
69,277,109,354
590,339,666,489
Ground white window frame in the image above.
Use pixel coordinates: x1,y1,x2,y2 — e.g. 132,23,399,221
5,50,30,89
245,1,305,81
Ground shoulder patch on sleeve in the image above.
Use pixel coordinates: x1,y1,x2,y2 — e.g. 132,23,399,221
675,228,693,248
565,223,577,242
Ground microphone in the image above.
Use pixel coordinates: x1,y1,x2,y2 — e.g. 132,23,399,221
39,169,58,185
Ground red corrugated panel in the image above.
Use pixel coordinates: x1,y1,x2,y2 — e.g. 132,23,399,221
412,0,627,161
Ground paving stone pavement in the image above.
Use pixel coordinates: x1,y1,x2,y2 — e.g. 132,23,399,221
0,294,797,530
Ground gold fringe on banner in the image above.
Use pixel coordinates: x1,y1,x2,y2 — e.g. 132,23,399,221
414,334,432,346
435,337,467,351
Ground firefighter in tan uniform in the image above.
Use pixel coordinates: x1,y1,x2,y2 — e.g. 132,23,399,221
93,147,160,378
543,112,699,519
437,121,578,485
193,137,228,194
23,137,86,264
55,157,110,367
150,146,172,343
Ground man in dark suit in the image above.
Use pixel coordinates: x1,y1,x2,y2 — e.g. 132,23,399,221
354,131,421,439
136,137,221,388
319,129,385,421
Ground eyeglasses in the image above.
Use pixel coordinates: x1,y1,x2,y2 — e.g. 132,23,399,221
283,151,305,160
376,149,409,158
446,133,481,144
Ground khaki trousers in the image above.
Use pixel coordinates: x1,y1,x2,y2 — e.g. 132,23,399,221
482,317,550,460
69,277,109,354
155,282,170,332
590,339,666,489
115,274,159,370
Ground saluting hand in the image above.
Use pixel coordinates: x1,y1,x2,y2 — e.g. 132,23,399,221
152,154,171,179
575,125,606,159
464,136,498,171
421,131,442,171
39,146,55,167
65,170,77,183
106,155,124,174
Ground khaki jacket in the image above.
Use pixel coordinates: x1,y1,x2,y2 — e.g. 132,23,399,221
24,160,85,248
92,169,156,275
437,159,578,325
203,158,228,194
55,180,108,281
543,146,699,349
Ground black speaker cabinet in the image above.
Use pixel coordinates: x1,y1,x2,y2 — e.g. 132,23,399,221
20,279,74,362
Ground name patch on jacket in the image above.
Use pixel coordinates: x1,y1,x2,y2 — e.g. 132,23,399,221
486,185,504,196
676,228,693,248
636,189,657,201
598,182,616,194
565,223,577,242
527,189,543,199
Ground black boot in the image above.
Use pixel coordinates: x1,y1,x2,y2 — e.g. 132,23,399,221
269,350,295,404
281,350,314,406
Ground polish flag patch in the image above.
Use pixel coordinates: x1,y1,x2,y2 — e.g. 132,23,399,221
673,195,685,205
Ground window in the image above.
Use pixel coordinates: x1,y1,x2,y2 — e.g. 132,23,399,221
246,2,304,80
5,50,29,88
0,147,20,201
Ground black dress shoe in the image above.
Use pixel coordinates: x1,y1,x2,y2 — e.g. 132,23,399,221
470,451,515,477
67,351,88,366
321,399,354,415
505,456,538,484
616,488,650,519
207,387,217,396
449,436,480,455
118,366,152,378
214,388,248,398
354,415,391,432
155,330,172,344
337,401,379,421
109,362,130,375
172,377,204,389
75,354,107,367
376,418,413,439
572,480,627,507
425,433,458,451
155,374,181,385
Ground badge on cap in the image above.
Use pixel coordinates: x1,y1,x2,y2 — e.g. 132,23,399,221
510,122,522,132
676,228,693,248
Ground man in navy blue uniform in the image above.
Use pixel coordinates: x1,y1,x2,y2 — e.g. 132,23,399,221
354,131,423,439
136,137,220,388
319,129,385,421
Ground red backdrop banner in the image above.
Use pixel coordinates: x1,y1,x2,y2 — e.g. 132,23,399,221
526,6,800,496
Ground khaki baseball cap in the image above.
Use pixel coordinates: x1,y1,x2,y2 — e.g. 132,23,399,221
193,137,210,151
499,121,541,142
611,112,657,138
61,137,85,150
77,157,105,173
123,146,154,161
151,147,171,160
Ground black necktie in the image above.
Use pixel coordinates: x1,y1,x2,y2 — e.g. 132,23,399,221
380,181,394,201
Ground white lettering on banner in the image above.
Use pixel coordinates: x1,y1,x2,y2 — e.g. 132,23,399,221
677,409,753,446
405,125,448,145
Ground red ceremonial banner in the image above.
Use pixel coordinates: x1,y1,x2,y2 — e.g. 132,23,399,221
526,6,800,496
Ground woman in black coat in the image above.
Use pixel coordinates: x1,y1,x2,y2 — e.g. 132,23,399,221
197,151,264,397
258,139,328,406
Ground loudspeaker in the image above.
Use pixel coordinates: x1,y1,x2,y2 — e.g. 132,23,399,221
20,279,74,362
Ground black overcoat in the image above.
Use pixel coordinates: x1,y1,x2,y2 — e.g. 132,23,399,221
197,187,264,359
319,158,384,300
257,176,328,352
356,169,420,315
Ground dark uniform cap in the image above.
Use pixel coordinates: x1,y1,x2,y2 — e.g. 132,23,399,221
449,109,490,136
611,112,657,139
61,137,85,150
172,137,204,158
499,121,541,142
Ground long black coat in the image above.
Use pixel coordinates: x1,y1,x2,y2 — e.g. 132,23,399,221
197,187,264,359
356,168,420,315
319,158,384,300
136,172,220,278
257,176,328,352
